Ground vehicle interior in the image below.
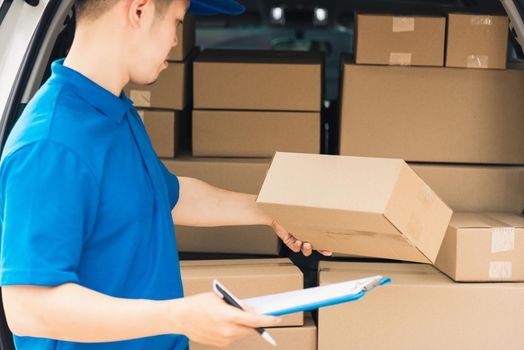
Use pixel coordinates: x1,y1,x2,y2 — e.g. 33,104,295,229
0,0,523,349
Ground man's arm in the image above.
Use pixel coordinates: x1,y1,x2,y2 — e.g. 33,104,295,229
171,177,332,257
172,177,270,228
2,283,281,346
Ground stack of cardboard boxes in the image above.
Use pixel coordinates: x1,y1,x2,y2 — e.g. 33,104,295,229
314,13,524,349
162,48,324,255
340,13,524,213
192,49,323,158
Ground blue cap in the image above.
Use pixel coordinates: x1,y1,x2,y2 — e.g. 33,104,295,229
188,0,245,15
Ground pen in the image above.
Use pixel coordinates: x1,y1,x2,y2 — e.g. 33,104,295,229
212,280,277,347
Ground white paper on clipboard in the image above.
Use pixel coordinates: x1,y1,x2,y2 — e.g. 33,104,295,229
241,275,389,316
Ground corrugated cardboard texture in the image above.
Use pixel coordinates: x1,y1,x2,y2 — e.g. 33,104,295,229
435,213,524,281
138,109,181,158
192,110,321,157
355,14,445,66
163,156,280,254
339,60,524,164
194,50,323,111
318,261,524,350
125,48,198,110
167,14,195,62
181,259,304,327
411,164,524,214
256,152,452,263
190,314,316,350
446,14,509,69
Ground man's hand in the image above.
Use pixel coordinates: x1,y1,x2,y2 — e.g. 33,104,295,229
173,293,282,347
271,220,332,257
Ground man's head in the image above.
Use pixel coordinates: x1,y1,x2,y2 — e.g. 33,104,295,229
73,0,189,86
69,0,244,89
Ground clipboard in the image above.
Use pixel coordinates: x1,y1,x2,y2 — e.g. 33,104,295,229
239,275,391,316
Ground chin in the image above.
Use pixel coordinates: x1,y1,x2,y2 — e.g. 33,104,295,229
144,76,159,86
139,71,162,86
133,63,166,85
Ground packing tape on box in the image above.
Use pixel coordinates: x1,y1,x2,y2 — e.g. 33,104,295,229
491,227,515,253
130,90,151,107
466,55,489,68
489,261,512,280
389,53,412,66
470,15,493,26
392,17,415,32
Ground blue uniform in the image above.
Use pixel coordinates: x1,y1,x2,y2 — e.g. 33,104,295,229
0,59,188,350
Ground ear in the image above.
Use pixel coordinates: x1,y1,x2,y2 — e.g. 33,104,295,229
128,0,155,28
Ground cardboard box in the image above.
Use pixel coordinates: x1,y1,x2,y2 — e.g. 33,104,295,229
181,259,304,327
125,48,198,110
190,313,316,350
256,152,453,263
194,49,323,111
446,14,509,69
339,60,524,165
411,164,524,214
175,225,280,255
355,14,445,66
167,14,195,62
192,110,321,157
163,156,280,255
435,212,524,281
137,109,182,158
318,261,524,350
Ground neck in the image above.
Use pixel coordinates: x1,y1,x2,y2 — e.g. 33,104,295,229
64,23,129,97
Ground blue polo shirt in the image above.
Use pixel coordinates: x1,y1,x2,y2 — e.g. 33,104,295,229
0,59,188,350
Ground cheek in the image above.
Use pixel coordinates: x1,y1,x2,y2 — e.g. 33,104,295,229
165,25,177,48
159,29,176,58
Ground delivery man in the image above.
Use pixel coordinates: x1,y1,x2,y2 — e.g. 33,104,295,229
0,0,330,349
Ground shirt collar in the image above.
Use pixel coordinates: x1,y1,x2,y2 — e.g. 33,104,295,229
49,59,133,124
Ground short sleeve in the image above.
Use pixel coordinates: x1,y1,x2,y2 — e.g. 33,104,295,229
157,159,180,209
0,141,99,287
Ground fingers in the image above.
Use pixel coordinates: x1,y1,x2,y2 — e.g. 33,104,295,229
283,234,325,257
282,232,302,253
218,324,256,342
227,307,282,328
320,250,333,256
272,221,332,257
